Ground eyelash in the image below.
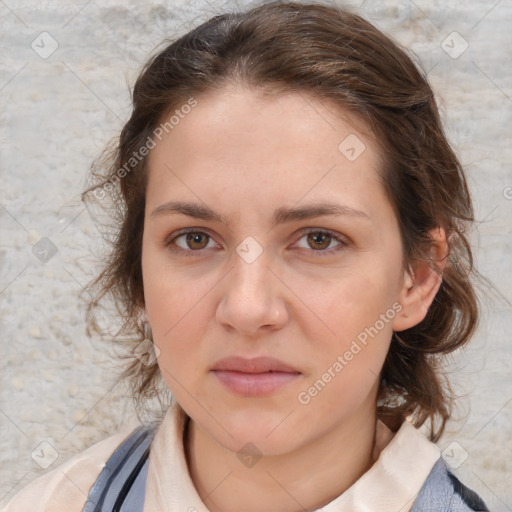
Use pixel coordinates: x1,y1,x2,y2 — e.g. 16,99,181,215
163,227,348,258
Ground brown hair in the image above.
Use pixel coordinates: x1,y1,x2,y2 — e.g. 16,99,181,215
83,0,479,442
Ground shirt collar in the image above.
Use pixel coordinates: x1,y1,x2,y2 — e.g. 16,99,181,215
143,401,440,512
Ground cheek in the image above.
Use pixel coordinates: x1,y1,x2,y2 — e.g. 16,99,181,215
296,268,397,404
146,283,206,399
142,239,203,332
141,245,216,393
303,314,393,421
301,265,398,345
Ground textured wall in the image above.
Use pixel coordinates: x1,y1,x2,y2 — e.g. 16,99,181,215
1,0,511,510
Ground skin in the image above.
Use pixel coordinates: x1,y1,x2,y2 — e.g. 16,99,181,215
141,83,447,512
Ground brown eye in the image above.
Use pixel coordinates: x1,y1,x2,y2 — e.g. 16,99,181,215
183,232,210,250
306,232,332,251
294,229,347,256
164,229,216,256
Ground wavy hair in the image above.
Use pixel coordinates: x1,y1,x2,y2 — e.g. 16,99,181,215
82,1,480,442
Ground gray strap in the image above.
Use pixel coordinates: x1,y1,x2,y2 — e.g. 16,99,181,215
82,424,158,512
410,458,489,511
117,458,150,512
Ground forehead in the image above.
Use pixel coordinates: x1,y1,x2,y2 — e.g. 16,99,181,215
152,84,376,155
145,85,388,222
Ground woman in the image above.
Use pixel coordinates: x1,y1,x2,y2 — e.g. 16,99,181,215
2,1,490,511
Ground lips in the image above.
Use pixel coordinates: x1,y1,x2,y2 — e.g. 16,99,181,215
211,356,300,374
211,356,301,396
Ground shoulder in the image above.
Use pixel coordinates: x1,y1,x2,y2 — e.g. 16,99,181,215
411,457,490,512
1,427,137,512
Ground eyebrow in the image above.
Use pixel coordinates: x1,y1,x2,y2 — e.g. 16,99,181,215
150,200,370,228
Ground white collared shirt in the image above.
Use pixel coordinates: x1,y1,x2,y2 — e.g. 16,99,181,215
2,401,441,512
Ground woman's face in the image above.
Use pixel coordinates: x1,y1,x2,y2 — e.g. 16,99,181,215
142,84,411,455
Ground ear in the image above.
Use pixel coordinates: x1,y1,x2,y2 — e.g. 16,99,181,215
392,227,448,332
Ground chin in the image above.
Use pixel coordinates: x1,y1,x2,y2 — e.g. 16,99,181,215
208,409,309,456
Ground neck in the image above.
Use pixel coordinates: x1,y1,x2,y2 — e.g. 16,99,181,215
185,398,380,512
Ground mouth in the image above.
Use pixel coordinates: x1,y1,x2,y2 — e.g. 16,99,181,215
211,356,301,396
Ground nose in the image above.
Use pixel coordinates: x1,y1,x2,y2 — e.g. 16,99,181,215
216,249,288,336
